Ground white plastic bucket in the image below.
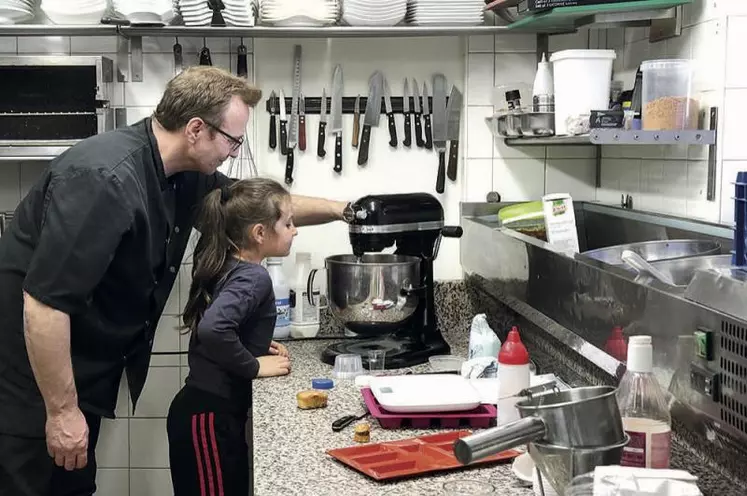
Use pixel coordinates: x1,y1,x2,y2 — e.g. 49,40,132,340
549,49,617,135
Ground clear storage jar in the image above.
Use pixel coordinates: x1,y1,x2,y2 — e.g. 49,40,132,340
641,59,698,131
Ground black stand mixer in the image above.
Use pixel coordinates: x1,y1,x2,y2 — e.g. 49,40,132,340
320,192,463,369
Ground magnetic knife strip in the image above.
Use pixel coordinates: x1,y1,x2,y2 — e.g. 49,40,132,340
265,96,451,115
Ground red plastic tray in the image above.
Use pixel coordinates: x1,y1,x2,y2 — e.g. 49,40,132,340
327,430,520,481
361,387,497,429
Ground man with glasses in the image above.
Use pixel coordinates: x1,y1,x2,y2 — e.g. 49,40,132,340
0,66,356,496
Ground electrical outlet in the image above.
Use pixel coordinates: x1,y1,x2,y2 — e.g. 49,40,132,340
690,362,719,401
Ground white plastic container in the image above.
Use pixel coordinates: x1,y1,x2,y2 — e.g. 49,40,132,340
549,49,616,135
266,257,291,339
289,252,320,338
641,59,697,131
497,326,530,426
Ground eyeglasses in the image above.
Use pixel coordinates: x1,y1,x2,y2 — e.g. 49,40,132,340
204,120,244,152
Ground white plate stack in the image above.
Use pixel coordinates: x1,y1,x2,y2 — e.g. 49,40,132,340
178,0,256,26
114,0,174,25
41,0,107,24
342,0,405,26
406,0,484,25
0,0,34,24
259,0,339,27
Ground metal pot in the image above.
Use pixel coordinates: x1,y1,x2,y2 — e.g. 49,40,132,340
317,254,421,336
453,386,625,465
582,239,721,267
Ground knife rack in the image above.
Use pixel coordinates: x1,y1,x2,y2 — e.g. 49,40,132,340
265,96,450,115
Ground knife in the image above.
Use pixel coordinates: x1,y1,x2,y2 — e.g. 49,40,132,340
286,44,302,186
432,74,448,194
269,90,277,150
329,65,343,174
423,80,433,150
445,85,463,182
236,41,248,78
352,94,361,149
318,88,328,158
357,71,383,167
403,78,412,148
279,89,288,155
412,78,424,148
383,77,397,148
299,93,306,152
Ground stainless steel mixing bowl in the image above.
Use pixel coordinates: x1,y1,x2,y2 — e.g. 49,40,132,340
324,254,421,336
582,239,721,266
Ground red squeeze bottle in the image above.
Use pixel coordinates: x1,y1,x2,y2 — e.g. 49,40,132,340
605,326,628,362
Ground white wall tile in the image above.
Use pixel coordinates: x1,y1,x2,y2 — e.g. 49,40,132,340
464,158,492,202
0,37,16,53
545,159,597,201
686,0,722,26
494,53,536,92
726,16,747,88
624,27,650,45
492,158,545,201
546,146,597,159
720,160,747,224
70,36,118,54
606,28,625,50
130,469,174,495
549,29,589,53
690,20,725,93
19,162,47,199
469,35,495,53
0,164,20,211
95,469,129,496
181,332,191,367
134,367,181,417
686,160,720,221
97,419,129,468
124,54,175,107
467,53,494,105
125,107,154,126
151,316,181,366
494,34,535,53
130,419,170,468
466,106,494,159
17,36,70,55
723,89,747,160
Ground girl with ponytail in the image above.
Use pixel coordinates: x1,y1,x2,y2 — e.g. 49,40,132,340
167,177,297,496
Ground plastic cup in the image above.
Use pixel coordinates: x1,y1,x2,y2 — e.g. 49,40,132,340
332,354,364,380
367,350,386,375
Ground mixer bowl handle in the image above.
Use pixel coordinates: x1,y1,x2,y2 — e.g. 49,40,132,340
306,268,328,309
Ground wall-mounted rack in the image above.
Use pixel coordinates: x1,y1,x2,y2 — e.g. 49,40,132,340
265,96,449,115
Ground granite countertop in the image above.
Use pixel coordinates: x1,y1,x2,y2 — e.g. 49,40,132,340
251,337,532,496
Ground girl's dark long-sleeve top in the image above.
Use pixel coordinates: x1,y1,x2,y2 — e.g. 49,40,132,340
185,260,276,411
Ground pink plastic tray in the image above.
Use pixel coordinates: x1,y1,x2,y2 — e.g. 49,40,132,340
361,388,497,429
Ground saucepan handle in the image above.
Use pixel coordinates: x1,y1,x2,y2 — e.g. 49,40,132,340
307,268,328,309
399,285,426,297
453,416,546,465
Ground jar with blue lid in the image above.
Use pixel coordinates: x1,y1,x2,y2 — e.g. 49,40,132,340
312,378,334,394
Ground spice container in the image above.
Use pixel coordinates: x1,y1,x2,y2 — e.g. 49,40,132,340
641,59,698,130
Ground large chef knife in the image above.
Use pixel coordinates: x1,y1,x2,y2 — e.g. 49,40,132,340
329,64,343,174
299,93,306,152
445,85,463,182
423,80,433,150
352,94,361,149
269,90,277,150
286,44,302,185
317,88,328,158
357,71,383,166
279,89,288,155
403,78,412,147
383,77,397,148
432,73,448,194
412,78,424,148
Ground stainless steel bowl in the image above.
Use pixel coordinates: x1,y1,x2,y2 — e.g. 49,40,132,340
324,254,421,336
582,239,721,267
648,254,735,287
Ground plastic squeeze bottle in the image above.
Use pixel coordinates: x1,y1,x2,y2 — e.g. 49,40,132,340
497,326,530,426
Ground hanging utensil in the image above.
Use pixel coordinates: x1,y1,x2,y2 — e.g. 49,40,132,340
299,93,306,152
318,88,328,158
357,71,383,166
445,85,463,183
383,77,397,148
278,89,288,155
199,39,212,66
236,39,248,78
329,64,343,174
432,74,448,194
268,90,277,150
423,80,433,150
286,44,302,186
173,37,183,75
412,78,424,148
402,78,412,148
208,0,226,26
352,94,361,149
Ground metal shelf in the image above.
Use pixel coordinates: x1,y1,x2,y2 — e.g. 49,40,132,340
118,25,511,38
0,140,80,161
503,129,716,147
0,25,118,36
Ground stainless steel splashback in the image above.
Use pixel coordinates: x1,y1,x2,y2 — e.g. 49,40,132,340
461,201,747,446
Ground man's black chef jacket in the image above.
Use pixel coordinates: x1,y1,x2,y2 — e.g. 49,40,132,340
0,118,230,437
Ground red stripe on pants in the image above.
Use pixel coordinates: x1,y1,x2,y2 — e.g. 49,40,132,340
200,413,216,496
207,412,225,496
191,415,207,496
